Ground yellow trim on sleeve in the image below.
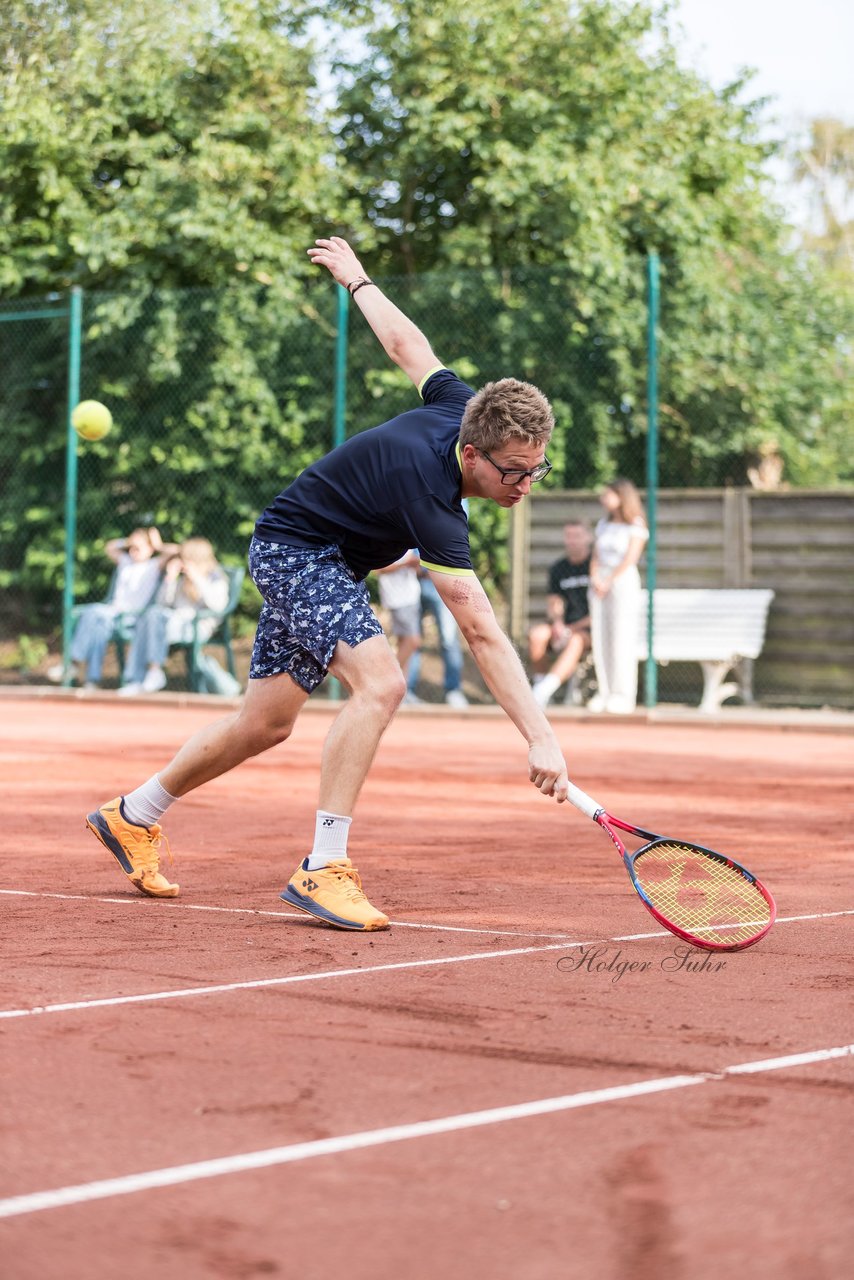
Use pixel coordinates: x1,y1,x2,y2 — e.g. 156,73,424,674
417,365,447,398
420,562,476,576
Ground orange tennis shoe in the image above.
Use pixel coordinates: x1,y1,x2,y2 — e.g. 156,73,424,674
86,797,180,898
281,858,389,931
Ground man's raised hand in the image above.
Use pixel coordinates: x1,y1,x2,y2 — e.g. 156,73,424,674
307,237,367,290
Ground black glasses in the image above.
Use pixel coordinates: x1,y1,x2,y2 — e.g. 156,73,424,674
479,449,552,486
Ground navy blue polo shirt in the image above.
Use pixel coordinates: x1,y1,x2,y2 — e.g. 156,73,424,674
255,368,476,580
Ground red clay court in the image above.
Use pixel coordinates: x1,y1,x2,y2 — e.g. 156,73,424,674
1,693,852,1279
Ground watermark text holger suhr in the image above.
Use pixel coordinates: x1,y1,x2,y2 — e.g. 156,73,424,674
557,944,727,983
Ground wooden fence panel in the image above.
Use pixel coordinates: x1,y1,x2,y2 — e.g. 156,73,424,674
519,489,854,708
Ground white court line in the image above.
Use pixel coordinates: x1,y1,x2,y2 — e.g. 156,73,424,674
0,941,580,1020
4,887,854,941
1,907,851,1023
0,1042,850,1221
0,889,574,940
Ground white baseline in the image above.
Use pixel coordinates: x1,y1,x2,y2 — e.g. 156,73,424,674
0,1042,850,1220
1,909,852,1022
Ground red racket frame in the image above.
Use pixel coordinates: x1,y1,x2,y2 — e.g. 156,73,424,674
596,811,777,952
566,782,777,952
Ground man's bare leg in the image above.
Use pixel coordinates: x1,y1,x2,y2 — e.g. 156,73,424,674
532,628,590,708
87,671,310,895
528,622,552,669
318,634,406,815
281,634,405,931
88,637,403,915
548,630,589,687
159,670,310,797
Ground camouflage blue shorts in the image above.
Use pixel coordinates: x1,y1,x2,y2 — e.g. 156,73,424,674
248,537,384,692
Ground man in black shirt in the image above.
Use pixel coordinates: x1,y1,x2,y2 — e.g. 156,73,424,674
529,522,593,707
86,235,571,931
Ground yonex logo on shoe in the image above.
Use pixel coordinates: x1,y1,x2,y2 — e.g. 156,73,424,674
302,877,319,892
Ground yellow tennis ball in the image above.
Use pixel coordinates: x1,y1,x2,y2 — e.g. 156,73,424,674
71,399,113,441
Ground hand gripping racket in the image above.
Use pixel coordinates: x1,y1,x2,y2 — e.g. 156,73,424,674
566,782,776,951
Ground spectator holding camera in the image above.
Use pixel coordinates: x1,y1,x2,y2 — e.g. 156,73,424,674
48,526,177,689
118,538,229,695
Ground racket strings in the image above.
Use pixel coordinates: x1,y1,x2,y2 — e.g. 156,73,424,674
632,842,772,946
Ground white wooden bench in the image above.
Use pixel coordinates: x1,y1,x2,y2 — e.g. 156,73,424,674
637,588,775,712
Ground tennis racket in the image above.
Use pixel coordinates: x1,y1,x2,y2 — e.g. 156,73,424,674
566,782,776,951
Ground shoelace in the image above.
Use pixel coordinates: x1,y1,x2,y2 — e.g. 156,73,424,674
123,821,174,875
325,862,367,902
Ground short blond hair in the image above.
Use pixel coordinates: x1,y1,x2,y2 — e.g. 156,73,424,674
459,378,554,451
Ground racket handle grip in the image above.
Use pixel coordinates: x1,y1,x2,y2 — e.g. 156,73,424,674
566,782,603,821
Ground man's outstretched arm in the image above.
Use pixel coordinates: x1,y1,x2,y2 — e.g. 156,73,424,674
307,236,441,389
427,568,569,804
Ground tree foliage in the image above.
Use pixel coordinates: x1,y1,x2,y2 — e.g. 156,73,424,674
331,0,852,490
0,0,353,618
0,0,851,625
791,117,854,278
1,0,346,291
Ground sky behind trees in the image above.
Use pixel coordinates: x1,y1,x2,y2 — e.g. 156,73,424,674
674,0,852,121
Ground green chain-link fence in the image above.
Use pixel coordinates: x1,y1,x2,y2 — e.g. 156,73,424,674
1,262,851,706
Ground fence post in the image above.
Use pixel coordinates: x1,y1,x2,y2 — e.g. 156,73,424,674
644,251,660,709
509,499,531,645
333,284,349,449
61,286,83,685
328,284,350,702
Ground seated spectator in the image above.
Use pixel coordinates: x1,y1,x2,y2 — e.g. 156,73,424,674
529,521,593,708
48,526,177,689
372,550,422,697
118,538,229,696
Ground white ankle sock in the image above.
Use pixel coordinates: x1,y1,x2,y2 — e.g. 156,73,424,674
305,811,352,870
534,673,561,706
122,775,178,828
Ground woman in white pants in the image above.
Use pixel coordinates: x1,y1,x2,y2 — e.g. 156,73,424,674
587,479,648,713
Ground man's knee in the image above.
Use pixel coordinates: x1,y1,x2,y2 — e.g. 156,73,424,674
371,663,407,712
239,708,297,754
331,635,406,712
352,661,407,717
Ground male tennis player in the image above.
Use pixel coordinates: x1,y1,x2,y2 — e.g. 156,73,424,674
86,235,570,931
